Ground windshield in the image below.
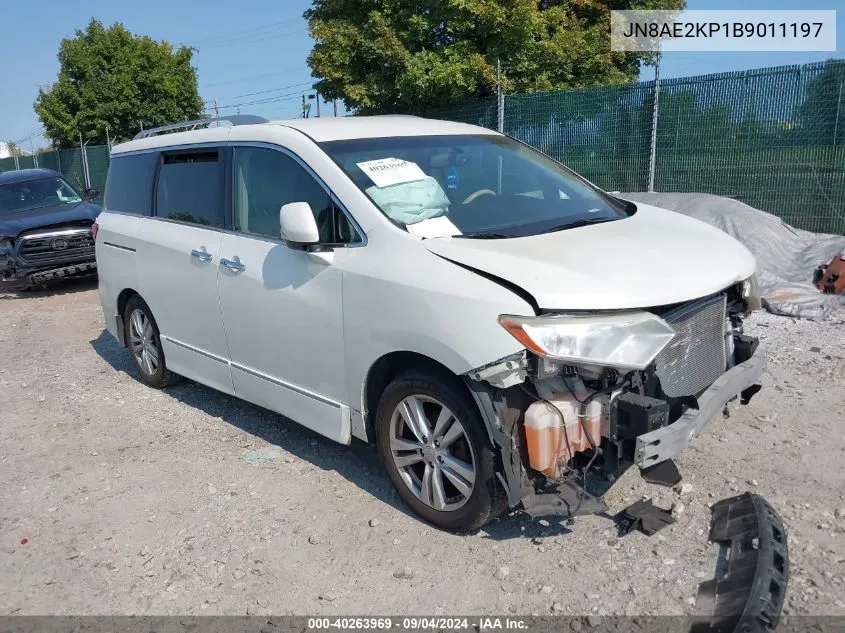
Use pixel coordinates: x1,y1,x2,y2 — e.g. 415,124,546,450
0,177,82,215
321,134,631,238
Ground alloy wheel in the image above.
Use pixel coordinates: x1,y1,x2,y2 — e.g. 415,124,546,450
388,395,477,512
129,308,160,376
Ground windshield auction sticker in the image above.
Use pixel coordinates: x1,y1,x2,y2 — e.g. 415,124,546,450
611,10,836,52
357,158,428,188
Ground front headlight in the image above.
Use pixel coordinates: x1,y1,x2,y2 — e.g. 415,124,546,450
498,311,676,371
741,274,762,311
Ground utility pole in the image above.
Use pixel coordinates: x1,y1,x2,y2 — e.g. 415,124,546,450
307,93,319,117
496,58,504,134
213,98,220,120
105,125,111,152
496,58,504,194
333,99,338,117
31,140,38,168
79,131,90,189
647,47,661,193
302,94,307,118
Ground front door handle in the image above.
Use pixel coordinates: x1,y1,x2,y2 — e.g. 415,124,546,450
191,248,213,263
220,256,246,273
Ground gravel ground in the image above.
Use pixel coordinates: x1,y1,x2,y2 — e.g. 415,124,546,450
0,280,843,616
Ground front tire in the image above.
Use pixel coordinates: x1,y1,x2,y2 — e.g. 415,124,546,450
124,295,177,389
375,370,506,531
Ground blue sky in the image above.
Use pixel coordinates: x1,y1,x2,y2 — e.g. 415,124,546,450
1,0,842,148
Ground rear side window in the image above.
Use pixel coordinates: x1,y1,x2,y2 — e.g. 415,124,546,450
155,150,224,227
103,152,158,215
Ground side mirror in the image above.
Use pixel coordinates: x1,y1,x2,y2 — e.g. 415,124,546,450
280,202,320,247
280,202,334,265
83,187,99,200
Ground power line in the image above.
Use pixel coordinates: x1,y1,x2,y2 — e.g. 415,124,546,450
13,128,45,144
201,82,315,108
202,66,309,88
199,24,307,49
230,81,314,100
213,91,306,111
189,17,304,46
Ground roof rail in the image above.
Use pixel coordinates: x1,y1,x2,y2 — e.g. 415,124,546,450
133,114,270,140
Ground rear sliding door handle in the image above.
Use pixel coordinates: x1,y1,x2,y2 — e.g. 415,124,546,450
220,256,245,273
191,248,213,263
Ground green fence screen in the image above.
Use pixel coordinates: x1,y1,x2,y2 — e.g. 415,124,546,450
0,145,110,205
1,60,844,234
425,60,845,235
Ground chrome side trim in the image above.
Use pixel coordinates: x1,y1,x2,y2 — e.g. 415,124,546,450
162,336,228,364
231,362,343,409
102,241,136,253
161,335,345,410
149,216,228,233
20,228,91,240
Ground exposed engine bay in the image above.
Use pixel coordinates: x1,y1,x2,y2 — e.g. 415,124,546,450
465,281,765,517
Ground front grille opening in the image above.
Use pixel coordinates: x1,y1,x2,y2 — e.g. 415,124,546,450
18,229,95,264
653,294,727,398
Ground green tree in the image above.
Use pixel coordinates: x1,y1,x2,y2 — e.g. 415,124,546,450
34,19,204,148
304,0,684,114
795,59,845,146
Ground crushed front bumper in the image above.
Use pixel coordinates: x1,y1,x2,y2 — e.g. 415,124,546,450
635,346,766,469
0,261,97,289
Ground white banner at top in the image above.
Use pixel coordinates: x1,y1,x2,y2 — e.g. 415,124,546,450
611,10,837,52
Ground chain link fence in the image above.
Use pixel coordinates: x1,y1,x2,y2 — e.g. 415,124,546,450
0,145,111,204
424,60,845,235
2,60,844,233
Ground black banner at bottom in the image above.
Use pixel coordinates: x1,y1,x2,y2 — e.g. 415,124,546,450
0,616,843,633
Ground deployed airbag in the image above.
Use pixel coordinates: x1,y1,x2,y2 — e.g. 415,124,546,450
366,176,451,226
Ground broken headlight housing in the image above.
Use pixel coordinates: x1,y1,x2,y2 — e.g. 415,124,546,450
498,312,676,371
741,274,762,311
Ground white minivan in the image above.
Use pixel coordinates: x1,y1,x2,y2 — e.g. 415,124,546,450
96,115,764,530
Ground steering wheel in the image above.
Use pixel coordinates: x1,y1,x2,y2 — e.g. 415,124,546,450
462,188,497,205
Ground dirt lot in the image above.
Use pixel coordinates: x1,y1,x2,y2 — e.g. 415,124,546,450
0,281,843,616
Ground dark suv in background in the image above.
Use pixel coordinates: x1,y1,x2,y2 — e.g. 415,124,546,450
0,168,100,290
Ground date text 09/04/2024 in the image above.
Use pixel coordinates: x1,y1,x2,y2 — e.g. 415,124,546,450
307,618,529,630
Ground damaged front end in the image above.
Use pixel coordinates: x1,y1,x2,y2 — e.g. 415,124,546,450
465,280,765,518
0,226,97,290
0,238,15,283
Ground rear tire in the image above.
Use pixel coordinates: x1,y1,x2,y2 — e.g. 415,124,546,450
124,295,178,389
375,369,507,531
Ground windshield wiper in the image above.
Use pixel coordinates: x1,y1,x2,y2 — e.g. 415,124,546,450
537,217,615,234
454,232,513,239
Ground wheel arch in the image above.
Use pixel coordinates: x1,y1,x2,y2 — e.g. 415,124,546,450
362,350,476,444
114,287,140,347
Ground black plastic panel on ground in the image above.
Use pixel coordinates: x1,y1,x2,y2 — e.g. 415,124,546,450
692,492,789,633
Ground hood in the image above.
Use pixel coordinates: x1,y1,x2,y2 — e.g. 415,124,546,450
0,201,101,238
423,203,757,311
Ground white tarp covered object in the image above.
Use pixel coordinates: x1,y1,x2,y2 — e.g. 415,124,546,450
621,192,845,320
